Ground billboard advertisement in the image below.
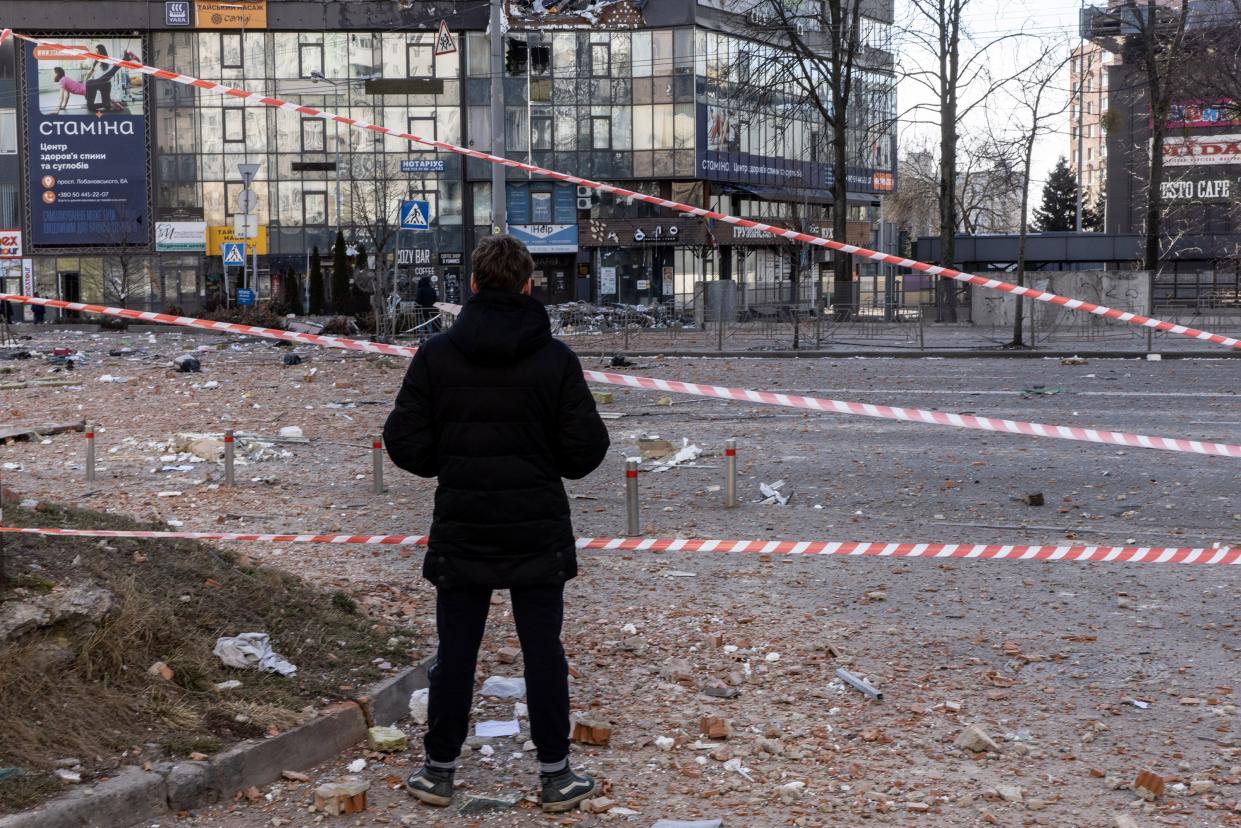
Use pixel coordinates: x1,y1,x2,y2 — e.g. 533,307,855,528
1167,100,1241,130
1163,133,1241,167
25,36,149,247
696,104,890,193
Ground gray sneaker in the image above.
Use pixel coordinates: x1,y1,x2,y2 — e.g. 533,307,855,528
405,766,454,807
540,768,596,813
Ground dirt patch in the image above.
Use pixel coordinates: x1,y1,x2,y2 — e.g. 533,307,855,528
0,497,414,814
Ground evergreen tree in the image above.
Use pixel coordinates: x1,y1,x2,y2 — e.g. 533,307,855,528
1032,157,1079,232
331,230,352,315
308,246,325,315
285,271,304,315
1083,187,1106,232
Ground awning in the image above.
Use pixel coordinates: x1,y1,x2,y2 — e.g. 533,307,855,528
719,183,879,206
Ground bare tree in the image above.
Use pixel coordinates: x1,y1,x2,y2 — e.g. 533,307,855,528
900,0,1037,320
883,137,1021,243
1129,0,1192,271
749,0,871,320
981,42,1071,347
349,154,405,340
101,206,149,312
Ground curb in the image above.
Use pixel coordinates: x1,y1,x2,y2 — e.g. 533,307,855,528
0,661,429,828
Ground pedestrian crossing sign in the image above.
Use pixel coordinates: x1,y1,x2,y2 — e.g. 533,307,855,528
434,19,456,56
222,242,246,266
400,199,431,230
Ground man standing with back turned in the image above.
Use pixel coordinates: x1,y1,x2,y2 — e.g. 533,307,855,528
384,234,610,813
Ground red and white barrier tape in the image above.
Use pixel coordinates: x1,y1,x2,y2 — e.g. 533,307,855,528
3,292,1240,459
579,369,1241,458
1,526,1237,565
1,28,1238,352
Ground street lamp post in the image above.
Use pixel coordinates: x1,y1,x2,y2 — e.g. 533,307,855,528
238,162,260,294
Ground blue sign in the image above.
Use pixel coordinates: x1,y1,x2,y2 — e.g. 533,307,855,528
25,37,150,247
222,242,246,267
165,1,192,26
236,288,256,306
400,159,446,173
508,224,578,254
400,199,431,230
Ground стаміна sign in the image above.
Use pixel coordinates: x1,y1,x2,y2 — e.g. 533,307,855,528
1164,134,1241,167
25,37,150,247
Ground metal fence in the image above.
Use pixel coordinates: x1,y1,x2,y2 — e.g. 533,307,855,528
412,277,1241,354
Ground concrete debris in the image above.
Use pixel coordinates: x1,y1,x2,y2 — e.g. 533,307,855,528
347,758,367,773
571,714,612,746
54,769,82,784
313,778,369,815
147,661,175,681
0,584,113,642
459,794,520,813
650,821,723,828
408,688,429,725
480,675,526,699
777,780,806,803
996,784,1023,803
1135,770,1165,800
366,726,407,752
955,724,1001,753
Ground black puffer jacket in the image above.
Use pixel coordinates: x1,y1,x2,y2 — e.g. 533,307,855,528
383,290,610,589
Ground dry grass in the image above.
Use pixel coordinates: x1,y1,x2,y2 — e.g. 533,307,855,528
0,499,412,814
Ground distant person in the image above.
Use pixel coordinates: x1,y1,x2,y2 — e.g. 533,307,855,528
384,235,610,814
415,275,438,334
52,67,88,114
31,293,45,324
1,298,12,324
415,275,438,310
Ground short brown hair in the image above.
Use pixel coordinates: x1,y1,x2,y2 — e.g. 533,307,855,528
471,234,534,293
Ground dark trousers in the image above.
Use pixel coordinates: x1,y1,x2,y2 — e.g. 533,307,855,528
424,584,569,766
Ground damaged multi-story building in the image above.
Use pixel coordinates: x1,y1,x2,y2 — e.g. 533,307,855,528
0,0,897,315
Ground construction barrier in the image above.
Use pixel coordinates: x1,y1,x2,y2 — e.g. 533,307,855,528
1,28,1239,352
1,526,1238,565
3,292,1240,459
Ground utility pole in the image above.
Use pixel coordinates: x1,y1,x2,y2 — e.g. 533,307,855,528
489,0,507,235
1074,20,1085,232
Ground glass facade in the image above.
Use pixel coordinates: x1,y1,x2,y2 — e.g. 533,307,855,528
8,15,897,312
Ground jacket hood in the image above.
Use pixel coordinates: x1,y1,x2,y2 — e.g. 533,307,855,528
447,289,553,364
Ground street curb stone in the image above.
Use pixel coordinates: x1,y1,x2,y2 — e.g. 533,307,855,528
0,767,166,828
0,664,428,828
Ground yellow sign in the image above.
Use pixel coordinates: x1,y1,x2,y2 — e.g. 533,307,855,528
196,0,267,29
208,224,268,256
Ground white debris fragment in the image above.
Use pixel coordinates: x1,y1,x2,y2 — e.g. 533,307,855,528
409,688,429,725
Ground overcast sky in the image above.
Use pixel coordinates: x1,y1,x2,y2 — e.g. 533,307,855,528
894,0,1090,199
